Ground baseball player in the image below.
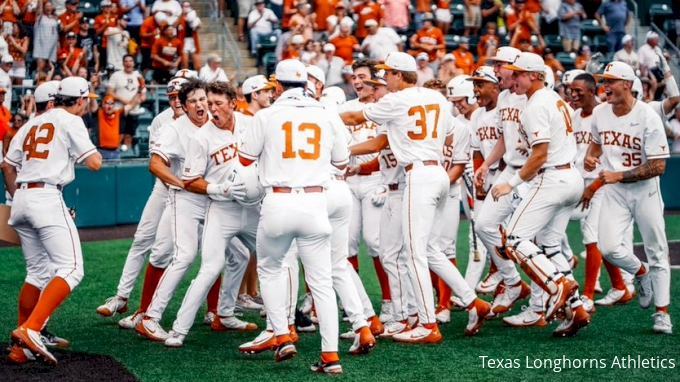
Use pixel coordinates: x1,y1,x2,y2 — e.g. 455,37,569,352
491,52,590,336
340,52,491,343
238,59,349,373
586,62,671,334
3,76,102,365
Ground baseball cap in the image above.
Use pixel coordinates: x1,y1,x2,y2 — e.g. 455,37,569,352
561,69,586,85
340,16,354,28
167,77,189,95
254,0,265,3
80,17,89,24
323,43,336,52
242,75,275,95
488,46,521,63
1,55,13,64
503,52,545,72
468,66,498,83
443,53,455,62
376,52,417,72
174,68,198,79
341,65,353,75
34,80,60,103
101,0,112,6
595,61,636,81
622,34,633,44
416,52,429,61
66,31,77,38
66,0,78,5
363,69,387,87
459,36,469,44
364,19,378,27
543,47,553,55
646,31,659,40
276,59,307,83
306,65,326,85
291,34,305,44
321,86,347,106
58,76,98,98
422,12,434,21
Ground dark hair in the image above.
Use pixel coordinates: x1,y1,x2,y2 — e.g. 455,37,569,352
178,79,207,106
422,79,446,92
400,71,418,84
573,73,596,90
278,81,306,91
244,93,252,103
207,81,237,101
36,101,50,113
123,54,135,63
352,58,378,79
13,22,27,38
54,95,81,107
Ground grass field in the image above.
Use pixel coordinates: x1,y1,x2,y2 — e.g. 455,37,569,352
1,217,680,382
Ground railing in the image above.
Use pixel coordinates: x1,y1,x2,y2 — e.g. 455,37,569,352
219,20,243,81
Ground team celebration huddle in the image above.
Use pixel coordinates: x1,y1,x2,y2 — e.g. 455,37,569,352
2,42,676,375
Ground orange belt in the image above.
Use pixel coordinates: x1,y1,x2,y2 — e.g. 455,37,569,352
19,182,62,191
404,160,439,172
388,183,400,191
272,186,324,193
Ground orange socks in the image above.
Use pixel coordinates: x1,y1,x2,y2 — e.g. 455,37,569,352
23,277,71,332
17,283,42,326
372,257,391,300
657,306,668,314
583,243,602,299
603,258,626,290
436,259,457,309
321,352,339,363
635,263,647,277
139,264,165,312
348,256,359,271
206,275,222,313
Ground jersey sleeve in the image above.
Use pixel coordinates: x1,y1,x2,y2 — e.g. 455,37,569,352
238,112,266,161
182,135,208,181
149,122,180,163
451,121,471,164
522,101,551,146
469,113,481,150
590,111,602,145
68,117,98,163
363,93,396,126
330,115,351,167
4,129,25,167
643,108,670,160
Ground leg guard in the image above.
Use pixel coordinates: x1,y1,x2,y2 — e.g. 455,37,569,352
506,240,563,295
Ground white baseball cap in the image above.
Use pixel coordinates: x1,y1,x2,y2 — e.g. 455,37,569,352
416,52,429,61
242,75,275,95
306,65,326,85
340,16,354,28
34,80,60,103
632,77,643,99
504,52,545,72
167,77,189,95
488,46,521,64
58,76,98,98
1,55,13,64
323,43,336,52
276,59,307,83
321,86,347,106
364,19,378,27
376,52,417,72
173,69,198,79
326,15,338,26
596,61,636,81
443,53,455,62
562,69,586,85
447,75,475,101
646,31,659,41
291,34,305,44
621,34,633,45
468,66,498,84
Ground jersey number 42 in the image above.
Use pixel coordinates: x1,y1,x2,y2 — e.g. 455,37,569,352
23,123,55,160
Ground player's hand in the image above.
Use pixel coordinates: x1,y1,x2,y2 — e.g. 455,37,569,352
371,185,388,207
228,182,248,201
345,165,360,177
68,207,77,220
491,182,512,201
475,186,487,201
599,170,622,185
584,156,600,172
577,186,594,211
474,164,488,188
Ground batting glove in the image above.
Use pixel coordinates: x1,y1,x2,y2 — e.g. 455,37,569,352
371,185,388,207
585,52,604,75
207,181,247,200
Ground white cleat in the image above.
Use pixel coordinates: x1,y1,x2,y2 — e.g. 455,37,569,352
379,300,393,323
235,294,264,312
135,317,169,341
339,329,355,341
475,271,503,294
203,311,216,325
580,296,595,313
211,315,258,331
118,311,144,330
652,312,673,334
502,306,548,327
379,320,409,338
300,293,313,315
164,331,186,347
626,281,636,297
96,296,128,317
435,306,451,324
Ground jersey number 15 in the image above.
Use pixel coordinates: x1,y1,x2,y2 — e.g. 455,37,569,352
23,123,55,160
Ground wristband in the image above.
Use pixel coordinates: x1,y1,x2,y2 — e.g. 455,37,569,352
587,178,603,193
508,173,523,188
206,183,220,195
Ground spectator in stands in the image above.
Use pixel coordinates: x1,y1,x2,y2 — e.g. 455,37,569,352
481,0,503,34
0,87,9,135
410,13,444,70
330,18,359,64
353,0,383,41
413,0,430,30
281,0,297,31
235,0,254,41
282,33,304,59
0,29,7,57
477,21,500,63
77,17,98,72
118,0,145,43
300,39,321,64
613,34,639,71
17,93,33,120
313,0,337,38
6,22,28,85
438,53,462,85
247,0,279,57
95,0,119,69
289,2,315,42
382,0,410,34
669,106,680,154
58,31,86,76
179,2,202,69
325,13,340,40
316,43,344,86
415,52,435,86
96,94,142,160
594,0,628,53
517,35,544,54
234,82,247,112
198,53,229,83
557,0,586,53
543,48,564,81
434,0,452,34
59,0,82,38
33,0,58,74
338,64,356,100
20,0,39,38
464,0,482,37
108,54,147,150
241,74,274,116
151,24,181,84
0,55,12,110
574,44,590,70
0,0,20,36
152,0,181,27
4,112,24,151
507,0,539,48
140,15,160,75
105,15,130,71
452,37,474,75
361,18,402,61
638,31,661,81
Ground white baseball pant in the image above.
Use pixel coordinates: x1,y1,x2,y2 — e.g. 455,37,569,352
459,184,489,289
347,173,382,258
217,239,253,318
171,200,258,334
598,179,670,307
437,186,460,260
148,195,176,270
257,191,337,353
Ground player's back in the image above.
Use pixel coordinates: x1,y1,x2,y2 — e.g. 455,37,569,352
7,108,95,186
523,88,576,167
496,89,527,167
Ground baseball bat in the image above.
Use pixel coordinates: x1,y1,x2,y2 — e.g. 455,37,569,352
462,171,481,262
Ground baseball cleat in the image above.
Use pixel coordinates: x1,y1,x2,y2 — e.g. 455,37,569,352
435,306,451,324
119,310,144,330
450,296,465,310
11,327,57,365
164,331,186,348
545,278,578,322
379,319,410,338
211,315,258,331
652,312,673,334
594,288,632,307
7,345,35,364
238,330,277,354
235,294,264,312
300,293,313,315
288,326,299,343
580,296,596,313
502,306,548,327
274,342,297,362
41,329,70,348
339,329,355,341
203,311,216,325
393,324,442,344
311,354,343,374
379,300,393,323
636,264,653,309
553,306,591,337
490,280,530,316
252,294,264,305
626,281,636,297
465,299,491,336
348,327,376,356
294,309,316,332
135,317,169,341
96,296,128,317
476,270,503,294
368,315,384,336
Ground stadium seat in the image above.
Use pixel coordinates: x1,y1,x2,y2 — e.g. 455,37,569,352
256,33,278,65
649,3,674,26
592,35,607,53
580,19,604,37
545,35,562,53
450,19,465,34
263,52,277,77
556,51,577,70
450,4,464,19
444,34,459,50
663,19,675,34
79,0,101,18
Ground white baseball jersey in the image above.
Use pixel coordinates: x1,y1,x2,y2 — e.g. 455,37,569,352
443,117,471,172
4,108,96,185
572,105,602,179
182,113,253,201
591,100,669,172
520,88,577,167
149,114,205,186
148,107,176,148
363,87,454,166
469,105,501,166
375,124,404,186
239,88,350,187
496,89,528,167
338,99,379,165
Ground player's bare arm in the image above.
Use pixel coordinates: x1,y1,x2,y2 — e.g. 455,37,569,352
1,161,18,197
491,142,548,200
474,137,505,188
83,152,103,171
339,110,367,126
584,142,602,172
600,158,666,184
149,154,184,189
182,177,209,194
349,134,388,156
447,163,465,185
